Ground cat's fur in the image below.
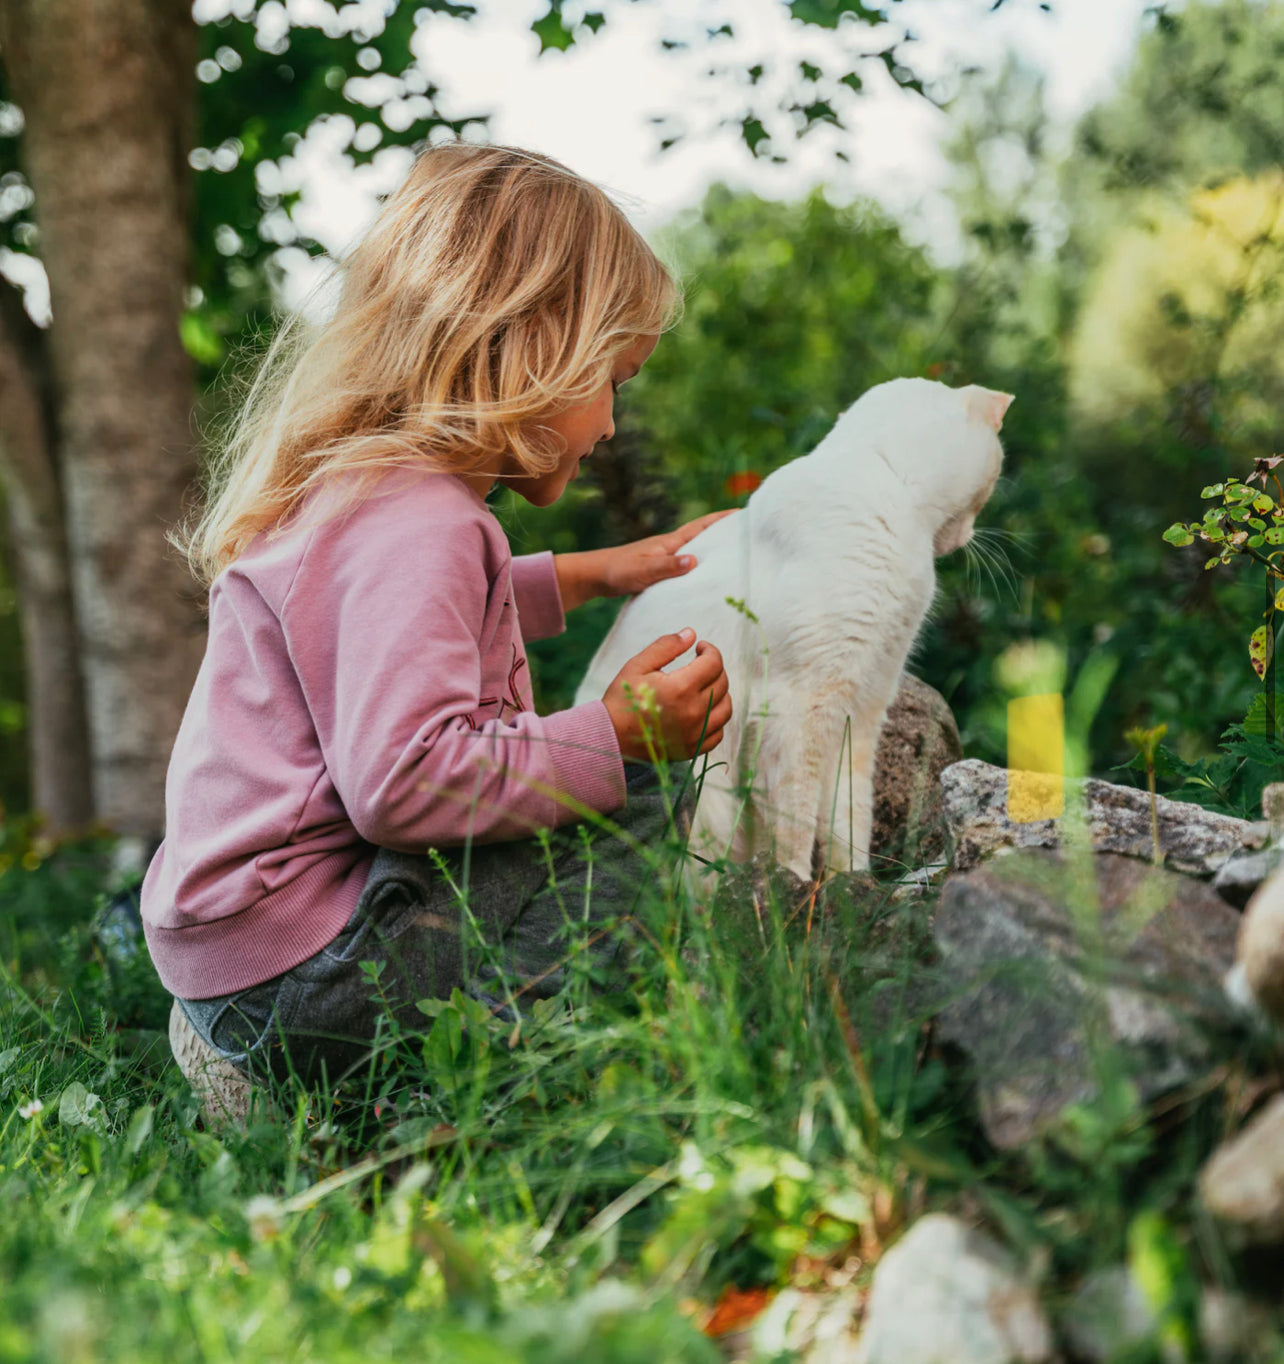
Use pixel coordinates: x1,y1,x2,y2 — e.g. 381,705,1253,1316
576,377,1012,880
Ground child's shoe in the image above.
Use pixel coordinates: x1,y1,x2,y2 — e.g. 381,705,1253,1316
168,999,260,1127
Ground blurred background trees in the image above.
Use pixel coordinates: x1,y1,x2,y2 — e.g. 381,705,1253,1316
4,0,1284,845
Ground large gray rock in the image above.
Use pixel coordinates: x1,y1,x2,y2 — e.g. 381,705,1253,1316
1199,1093,1284,1243
872,675,962,867
934,850,1240,1149
942,759,1266,877
853,1214,1052,1364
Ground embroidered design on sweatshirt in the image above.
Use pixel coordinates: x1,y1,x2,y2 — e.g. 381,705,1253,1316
465,646,530,729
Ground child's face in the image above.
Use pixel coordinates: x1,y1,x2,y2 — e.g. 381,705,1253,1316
513,332,659,508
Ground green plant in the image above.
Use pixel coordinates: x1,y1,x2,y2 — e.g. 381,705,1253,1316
1164,457,1284,679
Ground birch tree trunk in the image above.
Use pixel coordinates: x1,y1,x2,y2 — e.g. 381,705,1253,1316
1,0,203,840
0,285,92,832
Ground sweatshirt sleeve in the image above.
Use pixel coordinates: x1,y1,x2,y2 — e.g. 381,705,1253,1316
510,551,566,641
280,491,625,852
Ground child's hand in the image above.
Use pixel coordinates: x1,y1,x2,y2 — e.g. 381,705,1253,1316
555,511,737,610
602,627,733,763
597,510,737,597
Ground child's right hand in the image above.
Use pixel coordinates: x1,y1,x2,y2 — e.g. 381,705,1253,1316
602,627,733,762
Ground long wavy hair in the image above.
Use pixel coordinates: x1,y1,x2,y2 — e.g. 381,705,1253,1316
180,143,680,586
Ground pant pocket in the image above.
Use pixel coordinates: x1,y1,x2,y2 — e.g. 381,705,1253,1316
318,883,426,965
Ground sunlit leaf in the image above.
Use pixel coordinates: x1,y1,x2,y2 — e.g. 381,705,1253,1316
1250,624,1274,679
1162,524,1194,546
58,1081,105,1130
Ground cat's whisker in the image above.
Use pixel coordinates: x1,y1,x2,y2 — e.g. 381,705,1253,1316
981,540,1021,603
966,534,1020,604
973,525,1035,555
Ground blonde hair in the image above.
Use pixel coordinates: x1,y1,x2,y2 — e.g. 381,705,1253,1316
181,143,680,585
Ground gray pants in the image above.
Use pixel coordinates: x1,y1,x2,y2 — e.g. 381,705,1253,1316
177,764,691,1088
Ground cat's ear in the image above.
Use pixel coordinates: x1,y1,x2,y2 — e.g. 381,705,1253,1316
967,387,1014,432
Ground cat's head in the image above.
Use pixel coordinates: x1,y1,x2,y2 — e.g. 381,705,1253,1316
844,378,1011,555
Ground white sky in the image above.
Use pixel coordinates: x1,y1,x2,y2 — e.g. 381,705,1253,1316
282,0,1155,286
7,0,1159,322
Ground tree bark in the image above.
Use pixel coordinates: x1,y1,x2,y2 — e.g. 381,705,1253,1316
0,283,92,832
1,0,204,840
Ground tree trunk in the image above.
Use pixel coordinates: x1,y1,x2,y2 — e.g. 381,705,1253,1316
1,0,203,840
0,285,92,832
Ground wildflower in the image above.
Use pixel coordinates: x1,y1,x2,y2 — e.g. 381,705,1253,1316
18,1098,43,1120
724,470,762,498
244,1194,283,1242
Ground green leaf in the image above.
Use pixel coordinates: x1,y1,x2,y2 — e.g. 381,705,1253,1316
58,1081,105,1130
788,0,886,26
531,6,575,53
126,1105,155,1157
1162,524,1194,546
1249,534,1266,547
741,116,770,155
1254,493,1275,514
1265,528,1284,545
1200,483,1225,498
179,311,225,367
1242,693,1279,738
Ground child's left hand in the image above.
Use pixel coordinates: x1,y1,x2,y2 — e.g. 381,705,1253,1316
555,511,737,611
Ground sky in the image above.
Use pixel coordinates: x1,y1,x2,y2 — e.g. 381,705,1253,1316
280,0,1157,284
4,0,1160,321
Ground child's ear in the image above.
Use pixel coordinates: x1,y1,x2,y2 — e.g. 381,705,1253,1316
967,387,1015,432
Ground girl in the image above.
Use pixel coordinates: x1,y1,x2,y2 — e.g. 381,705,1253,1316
143,143,733,1107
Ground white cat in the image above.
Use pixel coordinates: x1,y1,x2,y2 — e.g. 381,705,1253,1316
575,377,1012,880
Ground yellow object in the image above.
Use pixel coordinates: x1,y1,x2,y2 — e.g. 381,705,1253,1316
1007,694,1065,822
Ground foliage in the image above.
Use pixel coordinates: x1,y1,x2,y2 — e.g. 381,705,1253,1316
1165,459,1284,681
1,813,1282,1360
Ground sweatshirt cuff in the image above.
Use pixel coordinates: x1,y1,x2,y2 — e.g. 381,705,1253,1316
511,552,566,642
540,700,627,819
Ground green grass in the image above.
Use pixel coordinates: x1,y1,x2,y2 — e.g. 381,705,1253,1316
1,806,1283,1363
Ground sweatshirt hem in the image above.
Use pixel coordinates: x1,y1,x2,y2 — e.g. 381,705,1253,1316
144,851,373,1000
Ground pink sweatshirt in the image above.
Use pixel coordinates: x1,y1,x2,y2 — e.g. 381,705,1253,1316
141,468,627,999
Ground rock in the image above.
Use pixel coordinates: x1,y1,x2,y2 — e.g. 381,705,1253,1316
1198,1287,1275,1362
872,676,963,868
1061,1266,1161,1363
853,1214,1052,1364
1211,842,1284,909
1199,1093,1284,1242
1233,864,1284,1020
1062,1268,1261,1363
934,850,1240,1150
941,758,1266,877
